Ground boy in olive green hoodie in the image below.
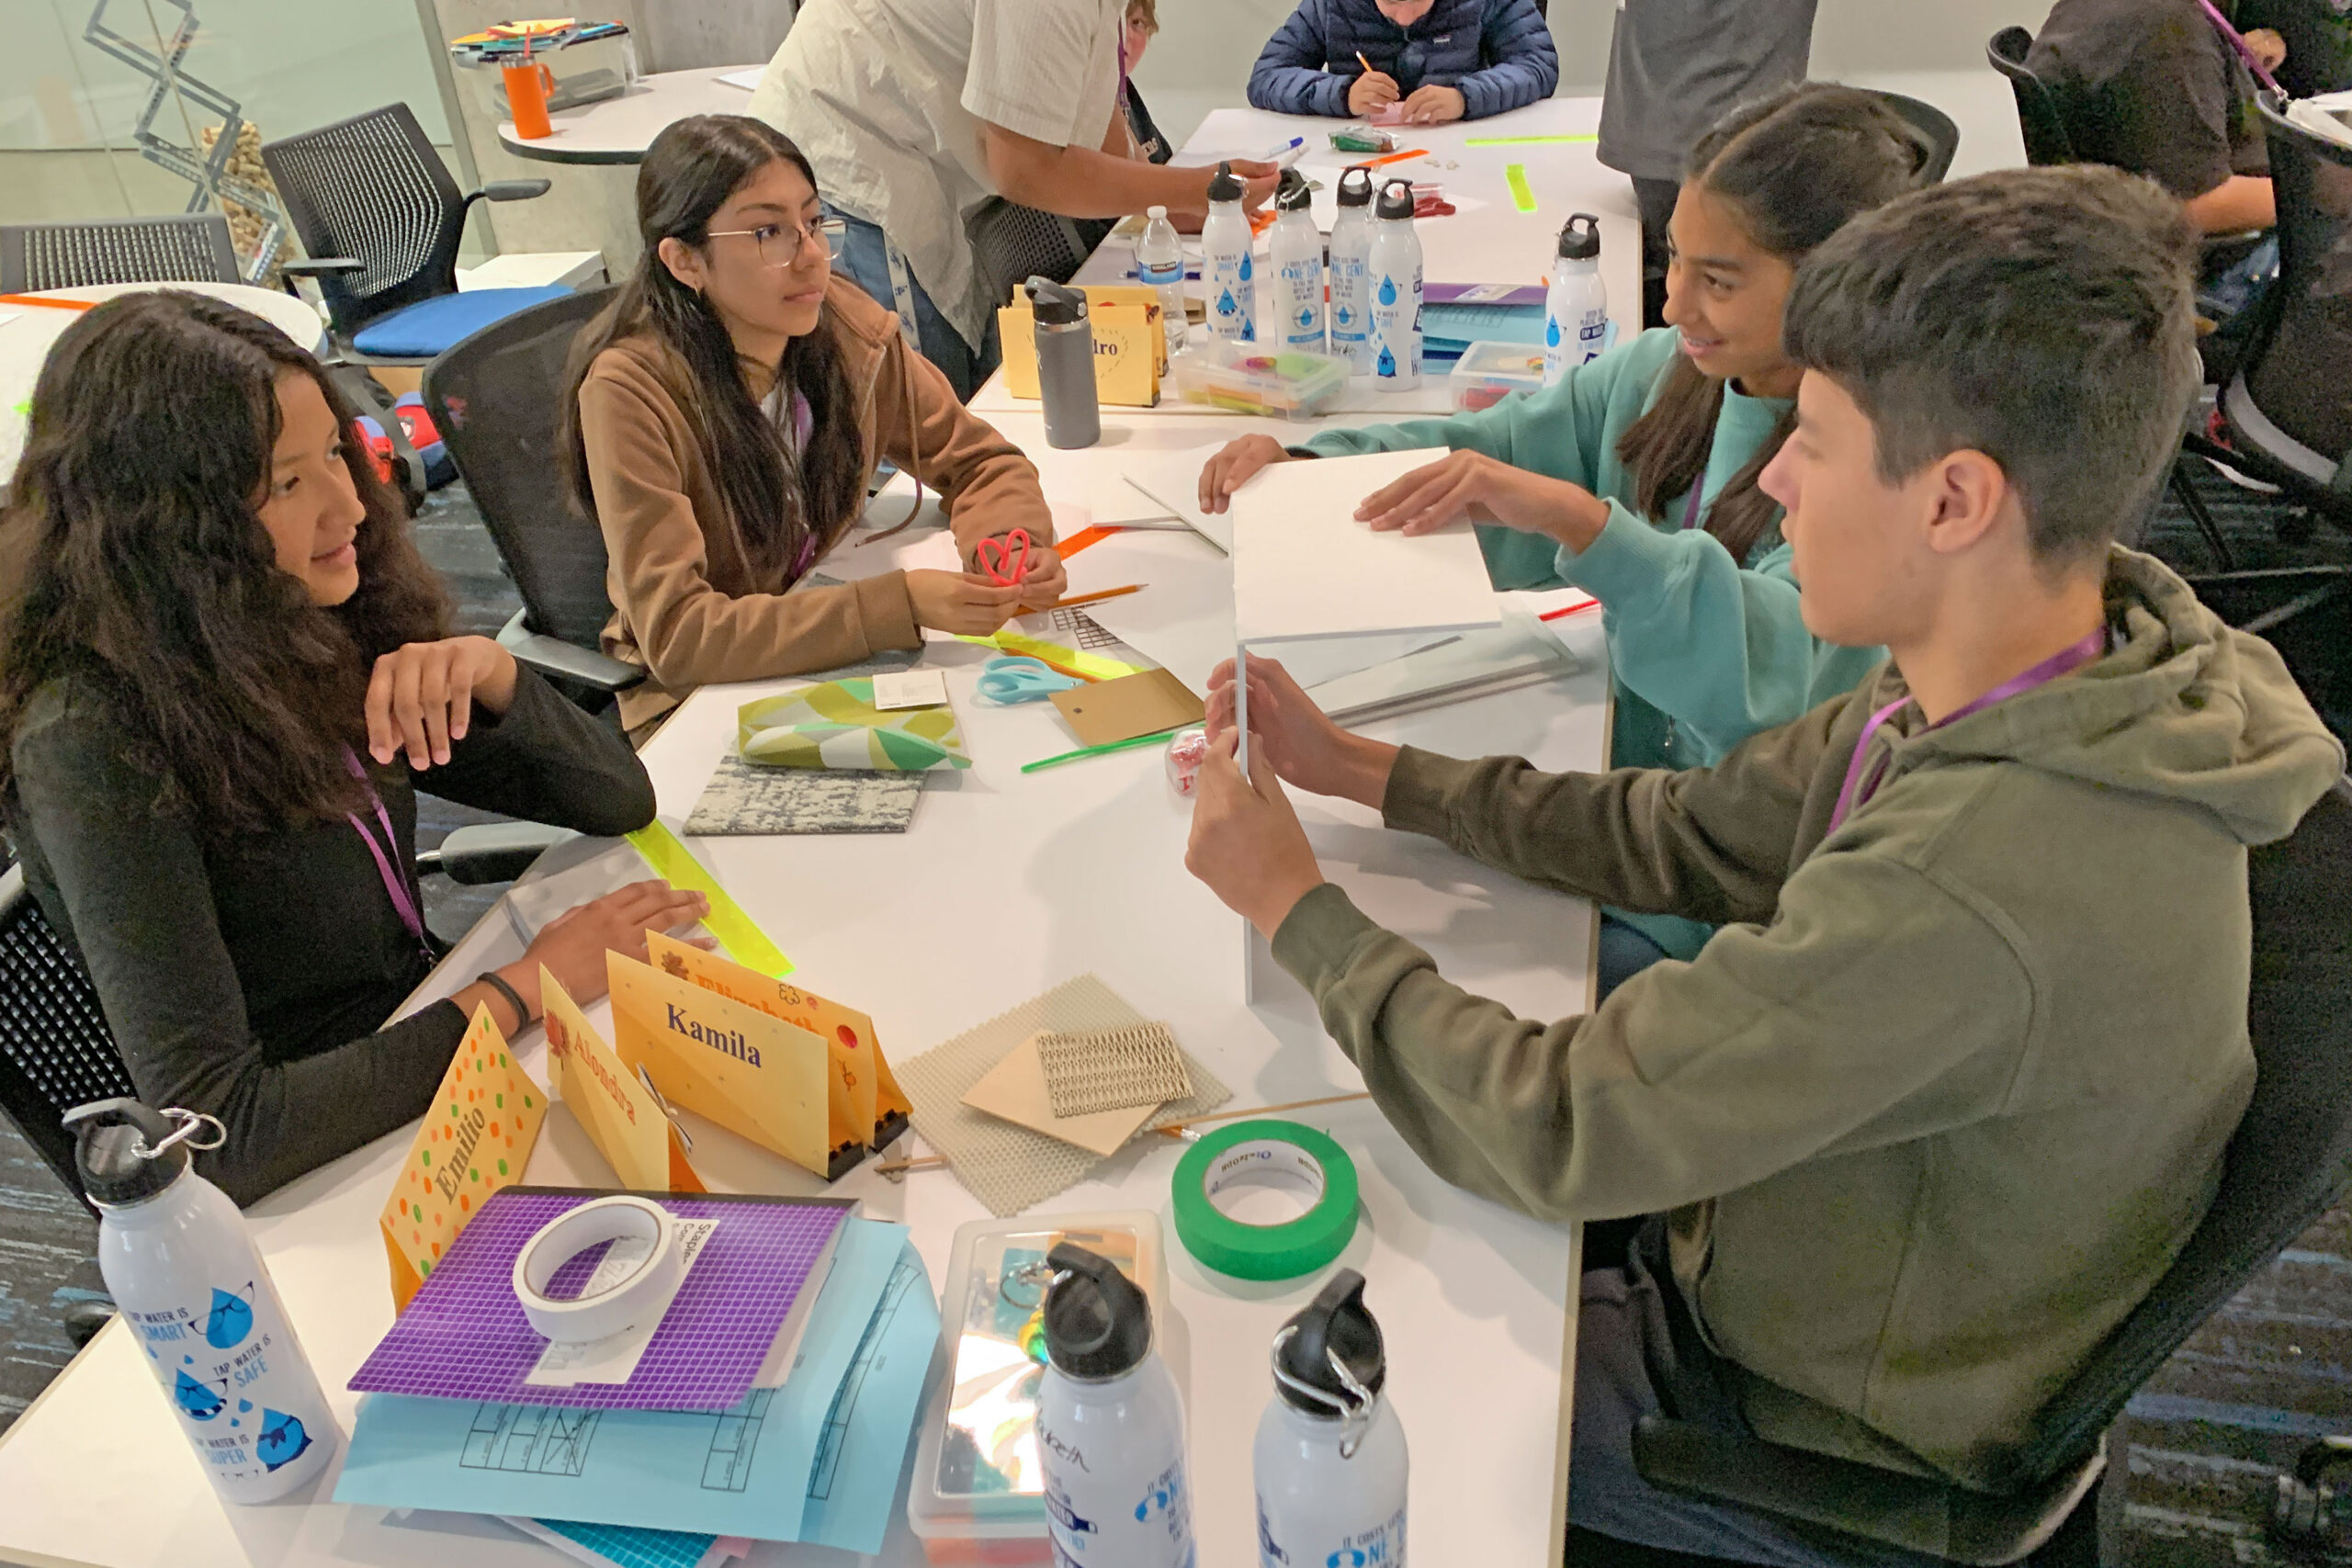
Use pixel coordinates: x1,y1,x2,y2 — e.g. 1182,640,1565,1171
1185,167,2345,1559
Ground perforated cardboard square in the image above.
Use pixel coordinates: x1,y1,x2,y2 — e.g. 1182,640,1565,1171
1036,1022,1192,1117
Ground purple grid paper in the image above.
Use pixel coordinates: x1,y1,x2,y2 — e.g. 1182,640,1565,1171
349,1189,853,1412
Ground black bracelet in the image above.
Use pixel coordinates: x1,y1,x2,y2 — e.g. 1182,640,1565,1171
475,970,533,1031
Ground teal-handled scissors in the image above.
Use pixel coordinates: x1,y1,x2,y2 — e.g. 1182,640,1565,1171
978,656,1083,705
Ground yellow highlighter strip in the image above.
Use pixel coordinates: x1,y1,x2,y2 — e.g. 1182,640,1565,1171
627,821,796,978
1505,164,1537,214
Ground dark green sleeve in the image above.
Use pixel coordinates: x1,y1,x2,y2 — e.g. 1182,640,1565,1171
405,663,657,833
11,697,468,1205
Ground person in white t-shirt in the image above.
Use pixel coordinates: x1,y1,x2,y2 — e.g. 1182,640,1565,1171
748,0,1277,399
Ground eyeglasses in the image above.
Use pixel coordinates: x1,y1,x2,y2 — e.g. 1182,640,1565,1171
705,216,847,267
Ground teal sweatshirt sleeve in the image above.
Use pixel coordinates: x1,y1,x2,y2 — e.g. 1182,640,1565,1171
1559,516,1886,762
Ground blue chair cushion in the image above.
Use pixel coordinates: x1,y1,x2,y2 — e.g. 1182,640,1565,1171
350,285,573,358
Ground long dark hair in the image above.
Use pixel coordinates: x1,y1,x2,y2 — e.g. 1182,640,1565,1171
0,290,447,834
560,115,864,581
1616,85,1933,563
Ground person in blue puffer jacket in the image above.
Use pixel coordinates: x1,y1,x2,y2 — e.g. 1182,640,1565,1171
1247,0,1558,122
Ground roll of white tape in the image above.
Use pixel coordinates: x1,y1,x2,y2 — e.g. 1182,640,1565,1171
511,1195,684,1344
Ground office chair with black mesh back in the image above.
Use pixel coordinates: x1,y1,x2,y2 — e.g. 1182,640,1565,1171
0,215,240,293
967,199,1118,314
1986,27,2080,167
1631,776,2352,1565
261,103,561,365
422,288,645,708
1872,91,1961,185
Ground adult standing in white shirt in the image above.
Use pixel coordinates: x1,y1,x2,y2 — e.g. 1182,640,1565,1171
750,0,1278,399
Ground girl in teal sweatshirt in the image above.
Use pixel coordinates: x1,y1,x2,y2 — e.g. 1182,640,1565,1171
1199,83,1932,979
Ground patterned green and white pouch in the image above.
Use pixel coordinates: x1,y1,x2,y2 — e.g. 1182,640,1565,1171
737,679,970,771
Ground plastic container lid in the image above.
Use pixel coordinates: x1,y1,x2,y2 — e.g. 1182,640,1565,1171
1337,167,1374,208
1274,167,1313,212
1023,276,1087,325
1170,340,1351,421
65,1099,187,1206
908,1212,1166,1561
1449,341,1547,412
1374,179,1416,220
1206,160,1244,203
1556,211,1600,261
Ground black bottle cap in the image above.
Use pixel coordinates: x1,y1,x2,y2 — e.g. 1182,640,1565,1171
1556,211,1600,261
1275,168,1314,212
1275,1268,1386,1415
64,1099,187,1207
1024,276,1089,325
1041,1242,1153,1380
1206,160,1245,203
1374,179,1416,220
1337,167,1374,209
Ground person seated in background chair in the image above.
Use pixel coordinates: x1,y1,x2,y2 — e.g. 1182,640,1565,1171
562,117,1066,741
1119,0,1175,164
1183,165,2344,1562
1197,85,1929,996
0,291,705,1206
1246,0,1558,123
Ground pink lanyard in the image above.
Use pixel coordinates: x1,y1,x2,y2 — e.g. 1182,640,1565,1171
2198,0,2284,96
1826,626,2109,834
1681,478,1705,530
343,750,428,954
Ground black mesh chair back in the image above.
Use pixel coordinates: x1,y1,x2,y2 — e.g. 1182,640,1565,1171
1987,27,2081,166
0,865,134,1213
261,104,469,342
967,199,1117,311
0,215,239,292
2238,98,2352,470
423,287,619,650
1873,91,1961,184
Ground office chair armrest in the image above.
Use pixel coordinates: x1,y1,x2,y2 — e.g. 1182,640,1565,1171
281,256,365,277
415,822,574,886
1630,1416,2102,1566
496,609,646,694
474,180,553,203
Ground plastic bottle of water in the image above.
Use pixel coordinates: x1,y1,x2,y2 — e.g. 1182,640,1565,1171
1254,1270,1408,1568
1543,212,1607,385
1035,1243,1196,1568
1201,162,1257,344
1269,168,1325,355
66,1100,338,1503
1366,179,1423,390
1136,204,1188,357
1328,167,1375,375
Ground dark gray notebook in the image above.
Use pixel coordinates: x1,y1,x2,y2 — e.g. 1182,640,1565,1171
684,754,925,835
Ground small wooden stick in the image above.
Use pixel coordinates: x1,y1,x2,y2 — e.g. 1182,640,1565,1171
876,1153,948,1178
1155,1090,1374,1136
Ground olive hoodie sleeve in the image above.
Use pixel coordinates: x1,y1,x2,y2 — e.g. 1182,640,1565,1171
1268,702,2037,1223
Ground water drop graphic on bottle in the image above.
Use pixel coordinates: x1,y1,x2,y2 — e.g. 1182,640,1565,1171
175,1370,225,1420
206,1284,254,1348
1377,344,1396,377
1217,288,1236,320
1296,306,1314,329
1377,276,1397,308
1335,302,1353,327
1238,255,1252,281
1545,318,1561,348
256,1410,315,1472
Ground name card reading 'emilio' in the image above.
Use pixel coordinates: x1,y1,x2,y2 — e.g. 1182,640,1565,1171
607,942,902,1182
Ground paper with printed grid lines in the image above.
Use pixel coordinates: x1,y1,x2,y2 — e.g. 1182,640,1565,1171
348,1188,853,1411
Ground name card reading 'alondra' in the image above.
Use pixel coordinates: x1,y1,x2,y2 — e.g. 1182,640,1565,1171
542,968,706,1193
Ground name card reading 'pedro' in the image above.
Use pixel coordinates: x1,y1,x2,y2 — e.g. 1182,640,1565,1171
608,949,854,1179
541,968,706,1193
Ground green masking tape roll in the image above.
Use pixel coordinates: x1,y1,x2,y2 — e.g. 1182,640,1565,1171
1171,1119,1359,1281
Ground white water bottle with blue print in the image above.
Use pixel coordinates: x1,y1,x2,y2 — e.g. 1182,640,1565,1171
67,1100,338,1503
1202,161,1257,344
1366,179,1423,390
1269,168,1325,353
1543,213,1607,385
1328,167,1375,373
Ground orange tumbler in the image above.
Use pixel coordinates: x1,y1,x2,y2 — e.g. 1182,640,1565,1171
503,62,556,139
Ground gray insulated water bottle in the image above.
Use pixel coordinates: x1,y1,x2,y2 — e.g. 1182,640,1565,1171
1027,276,1102,449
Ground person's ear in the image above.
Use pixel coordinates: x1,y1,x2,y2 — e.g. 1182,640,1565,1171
1919,449,2010,559
657,236,706,295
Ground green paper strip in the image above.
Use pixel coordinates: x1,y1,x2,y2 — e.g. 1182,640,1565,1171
1172,1120,1360,1280
625,822,795,977
1021,727,1186,774
1505,163,1537,213
1464,133,1598,146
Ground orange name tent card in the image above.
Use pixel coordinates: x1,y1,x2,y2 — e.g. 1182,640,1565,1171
542,969,705,1193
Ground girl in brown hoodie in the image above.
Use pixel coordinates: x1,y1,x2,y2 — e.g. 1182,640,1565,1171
562,115,1062,733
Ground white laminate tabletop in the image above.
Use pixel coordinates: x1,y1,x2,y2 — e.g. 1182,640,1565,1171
497,65,767,164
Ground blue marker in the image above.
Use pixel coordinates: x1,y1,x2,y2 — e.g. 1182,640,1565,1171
1259,136,1307,166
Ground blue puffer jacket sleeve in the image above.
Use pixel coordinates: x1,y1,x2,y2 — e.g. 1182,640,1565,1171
1249,0,1354,117
1457,0,1557,118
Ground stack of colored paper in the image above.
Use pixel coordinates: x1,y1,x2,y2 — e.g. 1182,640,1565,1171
335,1189,941,1557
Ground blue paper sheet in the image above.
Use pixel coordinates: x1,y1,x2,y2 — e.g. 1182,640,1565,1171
1424,301,1547,350
795,1242,941,1553
508,1517,722,1568
336,1220,936,1542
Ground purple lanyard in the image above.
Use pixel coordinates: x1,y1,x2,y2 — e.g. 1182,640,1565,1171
1681,478,1705,530
343,750,428,954
1826,626,2108,834
2199,0,2285,96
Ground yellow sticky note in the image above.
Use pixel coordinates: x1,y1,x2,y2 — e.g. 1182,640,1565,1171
542,969,705,1194
379,1005,547,1311
608,950,837,1179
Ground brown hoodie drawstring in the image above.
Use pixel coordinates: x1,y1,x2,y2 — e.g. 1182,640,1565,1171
861,322,928,544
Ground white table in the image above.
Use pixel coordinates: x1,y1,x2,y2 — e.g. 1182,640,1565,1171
0,281,327,498
0,394,1605,1568
497,65,766,164
978,97,1642,418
